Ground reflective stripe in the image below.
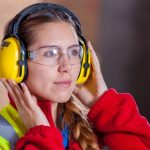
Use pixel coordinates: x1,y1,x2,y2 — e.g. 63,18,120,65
0,115,19,146
0,136,10,150
0,104,27,149
0,104,26,137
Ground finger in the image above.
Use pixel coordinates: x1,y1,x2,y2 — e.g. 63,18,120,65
11,83,32,117
0,78,16,101
88,41,100,62
0,78,10,106
87,41,101,71
6,80,26,108
2,79,21,110
8,80,24,98
31,95,37,104
0,78,8,93
87,41,102,79
20,83,35,105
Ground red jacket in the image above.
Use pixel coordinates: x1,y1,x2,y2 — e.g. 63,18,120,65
15,89,150,150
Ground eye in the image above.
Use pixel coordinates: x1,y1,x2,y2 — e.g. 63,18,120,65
69,49,80,56
44,49,58,57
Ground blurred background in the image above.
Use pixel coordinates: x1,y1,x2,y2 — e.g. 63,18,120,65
0,0,149,121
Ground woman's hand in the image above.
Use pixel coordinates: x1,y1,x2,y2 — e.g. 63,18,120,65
73,41,107,108
0,78,10,110
1,79,50,129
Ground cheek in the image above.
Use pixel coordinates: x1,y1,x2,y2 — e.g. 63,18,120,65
24,63,54,95
24,62,81,101
72,64,81,81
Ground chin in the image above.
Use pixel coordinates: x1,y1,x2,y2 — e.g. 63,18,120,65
53,92,72,103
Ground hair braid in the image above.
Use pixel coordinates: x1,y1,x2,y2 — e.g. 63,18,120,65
58,96,100,150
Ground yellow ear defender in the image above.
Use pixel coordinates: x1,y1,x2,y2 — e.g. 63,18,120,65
0,35,27,83
0,3,91,84
76,39,91,84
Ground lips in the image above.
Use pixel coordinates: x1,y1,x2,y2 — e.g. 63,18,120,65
53,80,72,88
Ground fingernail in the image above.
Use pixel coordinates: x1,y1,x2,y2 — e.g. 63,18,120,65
0,78,5,81
21,83,25,87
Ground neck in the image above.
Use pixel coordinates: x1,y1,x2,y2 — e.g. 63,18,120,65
36,98,58,127
31,94,59,125
51,102,58,125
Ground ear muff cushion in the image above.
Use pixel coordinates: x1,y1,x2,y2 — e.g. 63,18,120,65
76,40,91,84
0,37,26,83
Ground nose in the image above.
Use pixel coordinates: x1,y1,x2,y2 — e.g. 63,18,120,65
58,55,72,73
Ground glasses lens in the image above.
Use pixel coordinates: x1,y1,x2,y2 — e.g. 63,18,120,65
29,48,59,66
28,46,83,66
68,46,82,65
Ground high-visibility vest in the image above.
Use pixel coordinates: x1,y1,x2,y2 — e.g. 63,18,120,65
0,104,111,150
0,104,27,150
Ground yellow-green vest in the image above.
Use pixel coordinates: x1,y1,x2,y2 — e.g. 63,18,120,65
0,104,27,150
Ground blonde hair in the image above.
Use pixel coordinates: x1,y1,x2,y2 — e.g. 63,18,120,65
57,96,100,150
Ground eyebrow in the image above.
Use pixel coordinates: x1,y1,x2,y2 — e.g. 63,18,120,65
37,44,80,50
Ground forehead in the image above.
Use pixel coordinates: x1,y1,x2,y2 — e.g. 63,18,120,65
28,21,79,50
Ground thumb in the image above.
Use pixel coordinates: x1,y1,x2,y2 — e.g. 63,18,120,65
31,95,37,104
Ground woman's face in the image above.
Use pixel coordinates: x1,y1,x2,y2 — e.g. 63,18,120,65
24,22,81,103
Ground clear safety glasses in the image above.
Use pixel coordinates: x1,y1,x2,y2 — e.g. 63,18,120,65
27,45,83,66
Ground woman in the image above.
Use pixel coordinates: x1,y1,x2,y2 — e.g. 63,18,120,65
0,3,150,150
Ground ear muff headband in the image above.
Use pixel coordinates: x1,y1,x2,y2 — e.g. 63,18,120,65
1,3,91,84
6,3,82,36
